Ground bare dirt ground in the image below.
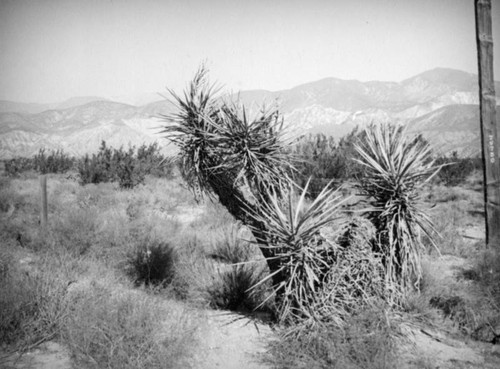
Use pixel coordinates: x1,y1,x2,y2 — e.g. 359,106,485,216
190,311,274,369
0,342,72,369
0,310,274,369
399,323,500,369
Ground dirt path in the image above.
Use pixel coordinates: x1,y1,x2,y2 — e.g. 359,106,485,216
190,310,274,369
0,342,72,369
399,323,500,369
0,310,274,369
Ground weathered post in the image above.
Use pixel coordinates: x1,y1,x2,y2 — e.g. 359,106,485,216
40,174,48,228
475,0,500,247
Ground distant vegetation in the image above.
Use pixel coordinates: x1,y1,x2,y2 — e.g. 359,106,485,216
291,132,483,198
77,141,175,188
4,141,175,189
3,131,483,192
433,151,482,186
5,148,75,176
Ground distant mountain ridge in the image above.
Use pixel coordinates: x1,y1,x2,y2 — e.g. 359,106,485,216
0,96,110,115
0,68,498,159
0,100,172,159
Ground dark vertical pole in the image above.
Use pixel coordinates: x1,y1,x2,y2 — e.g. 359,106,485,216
40,174,48,228
475,0,500,246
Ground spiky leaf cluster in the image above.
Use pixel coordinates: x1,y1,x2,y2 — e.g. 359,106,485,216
354,124,440,292
246,180,347,324
160,67,294,201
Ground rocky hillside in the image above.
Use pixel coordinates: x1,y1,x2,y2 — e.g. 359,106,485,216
1,68,498,159
0,100,174,159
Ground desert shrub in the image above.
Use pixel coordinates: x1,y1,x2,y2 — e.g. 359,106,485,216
63,282,196,369
207,264,268,312
355,124,439,295
0,177,22,213
433,152,481,186
422,202,469,256
291,129,368,199
424,184,473,203
136,142,175,178
5,149,75,176
291,133,349,198
5,156,34,176
77,141,174,188
33,148,75,174
291,129,430,199
473,249,500,308
467,249,500,343
268,305,397,369
0,260,69,347
126,241,177,287
113,146,146,189
45,207,99,255
77,155,112,186
207,223,253,263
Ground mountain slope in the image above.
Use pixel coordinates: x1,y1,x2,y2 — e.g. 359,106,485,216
1,68,498,159
407,104,500,156
0,100,173,159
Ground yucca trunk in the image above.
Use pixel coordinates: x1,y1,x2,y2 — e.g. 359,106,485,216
161,67,294,292
205,172,284,285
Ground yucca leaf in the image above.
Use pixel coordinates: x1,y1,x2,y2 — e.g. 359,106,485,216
355,124,440,294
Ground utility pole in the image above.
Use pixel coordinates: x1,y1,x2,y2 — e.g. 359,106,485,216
475,0,500,247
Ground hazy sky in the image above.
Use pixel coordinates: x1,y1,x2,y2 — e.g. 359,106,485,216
1,0,499,104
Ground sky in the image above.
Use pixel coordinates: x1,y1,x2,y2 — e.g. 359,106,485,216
1,0,499,104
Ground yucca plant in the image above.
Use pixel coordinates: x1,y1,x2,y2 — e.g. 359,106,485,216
245,180,347,324
354,124,440,295
160,67,296,288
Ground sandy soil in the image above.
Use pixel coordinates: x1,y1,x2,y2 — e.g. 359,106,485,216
190,311,274,369
0,342,72,369
0,310,274,369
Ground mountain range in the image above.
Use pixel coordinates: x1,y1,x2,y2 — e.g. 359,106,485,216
1,68,499,159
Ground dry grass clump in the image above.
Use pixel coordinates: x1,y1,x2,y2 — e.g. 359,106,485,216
424,184,477,204
311,220,388,327
64,279,197,369
401,251,500,344
172,221,272,312
453,247,500,342
1,244,198,369
472,249,500,308
0,251,72,349
206,222,255,263
0,173,204,368
423,202,470,256
206,264,268,312
126,240,178,287
267,305,397,369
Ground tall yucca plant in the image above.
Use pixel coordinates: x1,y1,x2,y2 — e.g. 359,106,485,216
160,67,296,285
354,124,439,294
246,180,347,324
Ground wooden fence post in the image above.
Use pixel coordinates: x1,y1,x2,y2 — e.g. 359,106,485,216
40,174,48,228
475,0,500,247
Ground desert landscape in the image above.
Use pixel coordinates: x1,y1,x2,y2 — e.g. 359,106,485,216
1,66,500,368
2,0,500,368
